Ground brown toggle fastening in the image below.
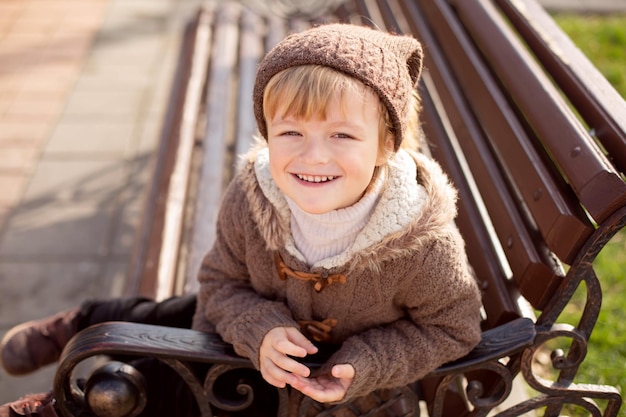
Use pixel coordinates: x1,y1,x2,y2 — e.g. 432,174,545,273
274,252,347,292
298,318,338,342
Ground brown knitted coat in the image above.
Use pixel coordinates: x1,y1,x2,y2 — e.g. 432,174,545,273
192,145,482,403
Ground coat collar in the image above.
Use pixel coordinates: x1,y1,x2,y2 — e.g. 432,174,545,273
240,144,458,270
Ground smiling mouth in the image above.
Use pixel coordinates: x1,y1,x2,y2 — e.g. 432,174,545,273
295,174,337,183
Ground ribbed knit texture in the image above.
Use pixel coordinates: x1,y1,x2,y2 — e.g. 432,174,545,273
193,146,483,403
253,23,423,150
286,171,385,266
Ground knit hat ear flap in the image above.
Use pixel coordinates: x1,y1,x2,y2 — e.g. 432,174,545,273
407,44,424,87
253,23,424,151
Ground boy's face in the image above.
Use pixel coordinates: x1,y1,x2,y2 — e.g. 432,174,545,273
267,88,391,214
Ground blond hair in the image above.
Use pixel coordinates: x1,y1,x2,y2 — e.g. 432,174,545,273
262,65,421,160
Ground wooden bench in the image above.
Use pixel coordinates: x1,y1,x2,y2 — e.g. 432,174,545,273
52,0,626,416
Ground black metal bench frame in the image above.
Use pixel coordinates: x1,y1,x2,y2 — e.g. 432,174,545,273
52,0,626,416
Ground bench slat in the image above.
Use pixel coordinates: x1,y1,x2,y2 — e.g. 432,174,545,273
452,0,626,227
497,0,626,177
418,0,595,265
396,0,563,310
235,9,264,158
188,4,243,291
364,0,522,324
421,73,521,326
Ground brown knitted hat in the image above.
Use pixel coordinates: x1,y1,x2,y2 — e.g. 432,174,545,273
253,23,424,151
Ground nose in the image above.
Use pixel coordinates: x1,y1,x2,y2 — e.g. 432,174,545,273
299,136,330,165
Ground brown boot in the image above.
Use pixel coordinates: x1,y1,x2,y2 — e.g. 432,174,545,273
1,308,80,375
0,392,59,417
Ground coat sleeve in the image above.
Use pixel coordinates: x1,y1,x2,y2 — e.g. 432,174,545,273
193,178,299,369
325,230,483,402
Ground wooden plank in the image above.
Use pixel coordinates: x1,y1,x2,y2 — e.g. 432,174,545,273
357,0,521,323
125,10,209,299
420,0,594,264
187,3,242,289
451,0,622,233
397,0,562,309
421,73,521,326
235,9,264,163
497,0,626,177
156,8,215,299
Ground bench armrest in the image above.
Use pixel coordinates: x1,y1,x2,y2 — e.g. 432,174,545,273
53,318,535,417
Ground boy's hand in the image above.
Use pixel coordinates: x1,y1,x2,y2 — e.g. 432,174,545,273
259,326,318,388
290,364,355,403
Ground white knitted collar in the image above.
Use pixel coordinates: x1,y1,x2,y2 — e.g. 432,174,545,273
254,148,427,268
285,170,384,265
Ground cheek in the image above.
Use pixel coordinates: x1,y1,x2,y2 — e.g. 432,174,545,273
345,154,377,183
268,146,291,181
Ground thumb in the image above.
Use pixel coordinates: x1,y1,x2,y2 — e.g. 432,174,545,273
332,364,355,379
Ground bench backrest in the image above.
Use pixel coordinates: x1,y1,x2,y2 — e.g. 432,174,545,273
130,0,626,335
405,0,626,327
56,1,625,416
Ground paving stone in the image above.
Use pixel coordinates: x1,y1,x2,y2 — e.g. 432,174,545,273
0,145,38,172
0,364,56,405
5,93,66,119
63,89,145,118
0,91,12,116
22,158,126,203
0,204,117,257
103,259,134,298
0,119,53,144
0,173,28,206
0,72,22,94
0,205,11,229
89,34,165,61
72,68,154,91
110,206,141,257
0,261,102,326
541,0,626,12
46,120,135,156
0,260,109,402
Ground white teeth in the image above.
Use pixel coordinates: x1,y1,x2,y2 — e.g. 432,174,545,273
296,174,335,183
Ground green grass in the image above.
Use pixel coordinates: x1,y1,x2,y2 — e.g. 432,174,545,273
553,14,626,97
548,12,626,417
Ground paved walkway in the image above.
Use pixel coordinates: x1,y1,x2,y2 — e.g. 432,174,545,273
0,0,202,401
0,0,623,406
541,0,626,13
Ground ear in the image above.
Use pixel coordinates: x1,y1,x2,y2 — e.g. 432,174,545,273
375,135,395,166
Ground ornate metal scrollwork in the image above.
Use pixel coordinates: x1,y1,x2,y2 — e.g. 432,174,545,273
495,324,622,417
465,362,516,410
429,360,516,417
204,364,256,411
203,363,289,416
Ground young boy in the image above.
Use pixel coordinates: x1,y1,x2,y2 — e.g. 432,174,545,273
1,23,482,417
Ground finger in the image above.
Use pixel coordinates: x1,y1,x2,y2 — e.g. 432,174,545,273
284,327,319,355
271,352,311,378
260,357,296,388
274,337,309,358
332,364,355,380
291,376,345,403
